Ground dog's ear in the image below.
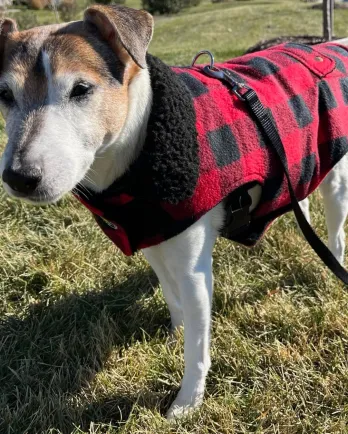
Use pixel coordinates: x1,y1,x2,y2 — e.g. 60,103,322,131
84,5,153,69
0,19,18,72
0,18,17,35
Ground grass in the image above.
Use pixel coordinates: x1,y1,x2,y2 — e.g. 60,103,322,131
1,0,348,432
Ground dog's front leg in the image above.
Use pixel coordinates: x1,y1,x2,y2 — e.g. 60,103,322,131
143,248,184,330
144,210,219,419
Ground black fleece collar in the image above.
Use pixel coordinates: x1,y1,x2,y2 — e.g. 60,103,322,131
85,54,199,207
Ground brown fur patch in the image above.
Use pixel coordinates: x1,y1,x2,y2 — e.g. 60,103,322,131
84,5,153,69
44,25,132,131
0,16,142,145
46,23,141,131
2,34,48,106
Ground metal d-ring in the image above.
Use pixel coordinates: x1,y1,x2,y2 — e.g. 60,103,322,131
191,50,215,68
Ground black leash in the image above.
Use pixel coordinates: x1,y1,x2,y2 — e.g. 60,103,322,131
243,86,348,285
200,61,348,285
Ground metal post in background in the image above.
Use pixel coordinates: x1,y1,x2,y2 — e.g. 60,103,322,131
330,0,334,39
323,0,334,41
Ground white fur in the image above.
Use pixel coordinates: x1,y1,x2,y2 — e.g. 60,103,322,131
42,50,52,96
81,69,153,192
300,154,348,265
143,203,224,418
144,155,348,419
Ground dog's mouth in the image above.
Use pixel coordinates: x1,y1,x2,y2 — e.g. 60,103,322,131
0,155,95,206
2,182,64,205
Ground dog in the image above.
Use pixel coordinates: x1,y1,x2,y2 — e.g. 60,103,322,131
1,5,348,420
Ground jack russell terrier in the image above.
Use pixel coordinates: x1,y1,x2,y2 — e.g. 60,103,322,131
1,5,348,419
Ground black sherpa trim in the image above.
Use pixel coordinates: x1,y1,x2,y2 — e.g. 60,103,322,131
101,54,199,204
139,54,199,203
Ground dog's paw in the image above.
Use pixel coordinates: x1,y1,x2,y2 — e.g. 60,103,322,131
166,389,203,420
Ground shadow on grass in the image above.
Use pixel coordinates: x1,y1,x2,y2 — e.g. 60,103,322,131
0,269,174,433
0,244,326,432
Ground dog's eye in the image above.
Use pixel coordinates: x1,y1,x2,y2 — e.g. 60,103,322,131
70,83,92,100
0,88,14,105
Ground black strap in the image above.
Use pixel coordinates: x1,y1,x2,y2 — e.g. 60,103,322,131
243,88,348,285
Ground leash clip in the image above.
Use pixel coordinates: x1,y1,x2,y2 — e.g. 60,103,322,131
192,50,226,80
191,50,215,68
230,82,251,101
191,49,251,101
202,64,251,101
218,68,251,101
202,64,226,81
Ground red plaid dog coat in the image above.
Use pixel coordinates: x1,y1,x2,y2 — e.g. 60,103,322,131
75,42,348,255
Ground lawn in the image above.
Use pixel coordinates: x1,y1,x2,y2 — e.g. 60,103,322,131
1,0,348,433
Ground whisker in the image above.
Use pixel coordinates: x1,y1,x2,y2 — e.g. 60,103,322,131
86,168,99,178
83,175,98,188
77,183,90,193
73,186,89,200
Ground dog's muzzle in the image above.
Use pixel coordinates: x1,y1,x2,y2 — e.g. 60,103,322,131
2,166,42,196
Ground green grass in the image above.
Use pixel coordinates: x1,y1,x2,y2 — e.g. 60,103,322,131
1,0,348,433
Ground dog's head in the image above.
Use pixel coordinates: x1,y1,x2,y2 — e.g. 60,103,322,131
0,6,153,204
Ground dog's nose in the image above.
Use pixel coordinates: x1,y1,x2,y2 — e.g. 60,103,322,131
2,167,42,194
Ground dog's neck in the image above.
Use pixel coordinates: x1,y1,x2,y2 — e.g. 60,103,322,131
81,68,152,193
79,56,263,212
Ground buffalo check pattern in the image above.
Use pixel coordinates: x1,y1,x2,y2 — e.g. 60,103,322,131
75,42,348,255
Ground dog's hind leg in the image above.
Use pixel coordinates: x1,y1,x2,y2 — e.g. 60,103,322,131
319,156,348,265
143,249,183,330
297,198,311,237
299,198,311,224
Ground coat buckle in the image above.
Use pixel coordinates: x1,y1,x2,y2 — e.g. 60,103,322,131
222,190,252,238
